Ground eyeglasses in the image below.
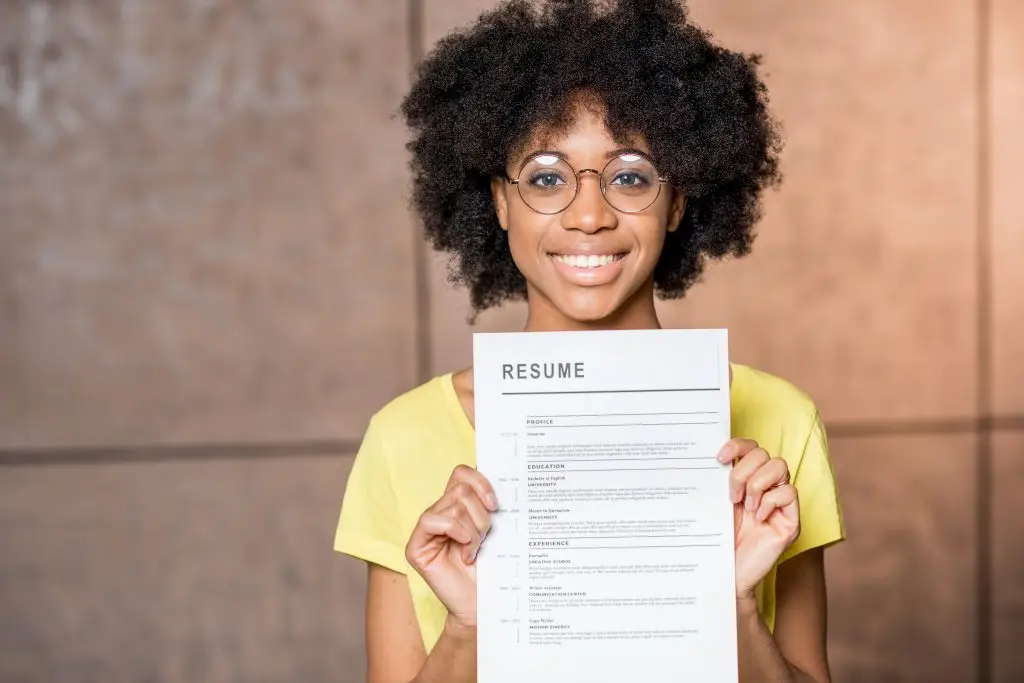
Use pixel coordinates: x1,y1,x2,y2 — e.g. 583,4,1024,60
505,151,669,215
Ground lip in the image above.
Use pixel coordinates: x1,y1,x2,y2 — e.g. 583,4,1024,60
548,251,628,287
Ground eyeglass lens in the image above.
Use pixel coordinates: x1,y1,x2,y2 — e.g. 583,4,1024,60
515,153,662,214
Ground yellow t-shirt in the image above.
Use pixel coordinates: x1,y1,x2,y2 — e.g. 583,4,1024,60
334,363,845,651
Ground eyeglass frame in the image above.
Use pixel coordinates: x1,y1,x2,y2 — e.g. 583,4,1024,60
503,149,671,215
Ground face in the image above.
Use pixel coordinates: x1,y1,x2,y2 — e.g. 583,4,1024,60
491,105,686,330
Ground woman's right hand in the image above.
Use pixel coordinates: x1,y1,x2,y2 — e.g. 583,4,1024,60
405,464,498,636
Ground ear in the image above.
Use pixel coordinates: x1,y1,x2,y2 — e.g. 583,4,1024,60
491,176,510,232
666,188,687,233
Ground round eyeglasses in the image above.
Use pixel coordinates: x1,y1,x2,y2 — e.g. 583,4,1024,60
505,151,669,215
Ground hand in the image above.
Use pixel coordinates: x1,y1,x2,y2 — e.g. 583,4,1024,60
405,464,498,635
716,439,800,599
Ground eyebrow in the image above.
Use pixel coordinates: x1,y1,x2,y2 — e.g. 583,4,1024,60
605,147,648,160
521,147,650,164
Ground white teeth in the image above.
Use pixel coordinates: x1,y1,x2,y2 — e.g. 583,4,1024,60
554,254,619,268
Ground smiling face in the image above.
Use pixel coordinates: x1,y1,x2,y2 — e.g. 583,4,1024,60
491,103,687,331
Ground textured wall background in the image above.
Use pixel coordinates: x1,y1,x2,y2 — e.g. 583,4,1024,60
0,0,1020,682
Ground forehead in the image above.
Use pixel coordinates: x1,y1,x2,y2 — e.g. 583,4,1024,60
510,101,650,165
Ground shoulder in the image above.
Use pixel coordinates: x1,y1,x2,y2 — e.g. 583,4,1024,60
732,363,816,414
360,373,473,483
367,375,450,434
731,365,845,558
730,363,822,460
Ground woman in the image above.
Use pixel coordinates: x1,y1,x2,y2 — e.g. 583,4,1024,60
335,1,844,682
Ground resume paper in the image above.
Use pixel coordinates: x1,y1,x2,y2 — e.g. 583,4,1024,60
473,328,737,683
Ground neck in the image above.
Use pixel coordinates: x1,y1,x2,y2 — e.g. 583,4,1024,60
522,280,662,333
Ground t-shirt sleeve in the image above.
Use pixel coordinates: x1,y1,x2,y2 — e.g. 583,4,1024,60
780,411,846,563
334,417,409,574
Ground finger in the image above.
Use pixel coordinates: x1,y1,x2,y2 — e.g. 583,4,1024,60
409,512,475,553
754,484,798,524
445,464,499,511
452,503,485,564
744,457,790,514
440,497,487,561
450,483,493,537
435,485,492,563
716,438,759,465
433,499,484,562
729,447,770,504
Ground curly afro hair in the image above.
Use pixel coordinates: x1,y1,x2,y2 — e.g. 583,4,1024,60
400,0,782,315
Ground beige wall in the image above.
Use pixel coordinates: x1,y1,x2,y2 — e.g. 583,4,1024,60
0,1,1021,681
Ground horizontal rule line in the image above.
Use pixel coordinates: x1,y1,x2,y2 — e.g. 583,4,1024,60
535,422,719,428
530,534,723,540
529,466,721,472
528,457,715,462
526,412,717,418
536,544,723,550
504,388,720,396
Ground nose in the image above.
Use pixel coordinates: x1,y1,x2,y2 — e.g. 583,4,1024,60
560,169,617,233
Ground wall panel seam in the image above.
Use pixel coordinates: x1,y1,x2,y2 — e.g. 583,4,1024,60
409,0,432,384
975,0,994,680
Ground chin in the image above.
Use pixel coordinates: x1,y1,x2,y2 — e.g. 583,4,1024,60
555,292,623,324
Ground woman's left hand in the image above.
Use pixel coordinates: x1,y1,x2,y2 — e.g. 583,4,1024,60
717,439,800,600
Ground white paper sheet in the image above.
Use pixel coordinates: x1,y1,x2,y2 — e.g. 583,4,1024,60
473,328,737,683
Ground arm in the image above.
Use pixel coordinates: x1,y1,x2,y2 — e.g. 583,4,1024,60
718,438,836,683
366,464,496,683
737,547,832,683
366,564,477,683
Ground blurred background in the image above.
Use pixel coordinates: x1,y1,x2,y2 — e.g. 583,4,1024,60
0,0,1021,681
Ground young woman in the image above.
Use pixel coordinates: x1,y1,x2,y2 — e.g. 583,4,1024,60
335,2,844,682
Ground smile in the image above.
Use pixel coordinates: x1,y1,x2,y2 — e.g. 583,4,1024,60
550,253,626,269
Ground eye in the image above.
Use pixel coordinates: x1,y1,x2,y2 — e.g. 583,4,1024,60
529,171,567,188
610,171,650,187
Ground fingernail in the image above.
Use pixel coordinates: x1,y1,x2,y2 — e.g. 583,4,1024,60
716,446,729,463
485,493,498,510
